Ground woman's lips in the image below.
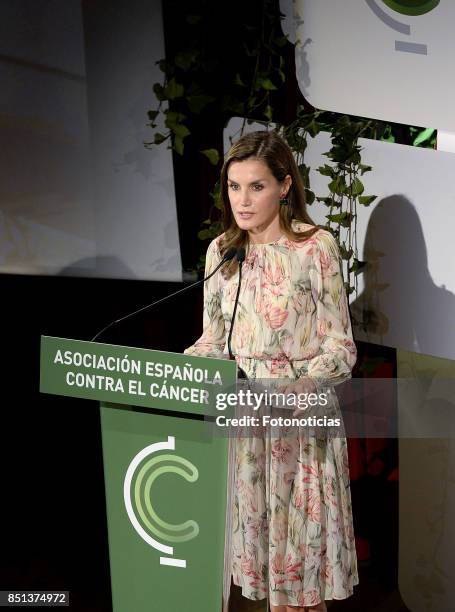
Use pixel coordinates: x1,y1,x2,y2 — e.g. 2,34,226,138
238,212,254,219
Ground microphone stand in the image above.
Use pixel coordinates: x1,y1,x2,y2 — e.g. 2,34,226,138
227,248,248,380
91,247,237,342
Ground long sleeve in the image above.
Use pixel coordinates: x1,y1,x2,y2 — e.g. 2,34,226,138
183,238,227,359
306,230,357,388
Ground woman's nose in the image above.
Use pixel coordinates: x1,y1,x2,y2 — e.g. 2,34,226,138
240,195,252,207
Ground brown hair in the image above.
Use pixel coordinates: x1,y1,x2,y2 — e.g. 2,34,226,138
218,130,321,276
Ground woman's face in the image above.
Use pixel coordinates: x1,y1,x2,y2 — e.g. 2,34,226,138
227,158,291,234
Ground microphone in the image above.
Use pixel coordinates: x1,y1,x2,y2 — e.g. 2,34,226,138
227,248,248,380
91,247,237,342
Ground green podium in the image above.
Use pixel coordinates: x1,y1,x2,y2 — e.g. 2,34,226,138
40,336,237,612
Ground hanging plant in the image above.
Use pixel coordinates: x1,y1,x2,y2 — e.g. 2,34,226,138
145,0,435,300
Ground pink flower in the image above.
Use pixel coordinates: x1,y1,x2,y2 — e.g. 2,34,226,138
319,249,333,274
271,552,302,583
271,552,285,575
301,463,320,484
285,553,302,578
265,306,289,329
245,517,267,539
263,261,286,285
297,588,322,607
240,554,261,579
284,470,296,484
292,290,309,313
293,488,322,524
321,560,333,586
269,356,289,376
324,479,339,510
308,496,322,523
271,516,288,542
271,439,293,463
317,318,327,336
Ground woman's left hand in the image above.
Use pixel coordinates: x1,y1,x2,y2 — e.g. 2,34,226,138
277,377,318,417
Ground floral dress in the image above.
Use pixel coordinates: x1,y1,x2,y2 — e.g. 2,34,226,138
183,219,359,608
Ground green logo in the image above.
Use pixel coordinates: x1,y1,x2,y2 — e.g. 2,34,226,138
382,0,440,15
124,436,200,568
133,453,199,544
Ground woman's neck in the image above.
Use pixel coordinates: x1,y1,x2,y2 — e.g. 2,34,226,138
247,217,282,244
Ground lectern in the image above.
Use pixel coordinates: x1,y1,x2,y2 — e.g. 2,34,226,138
40,336,237,612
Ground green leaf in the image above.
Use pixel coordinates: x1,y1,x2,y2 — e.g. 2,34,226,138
358,195,377,206
349,258,368,275
316,196,333,206
380,124,395,143
413,127,435,147
235,73,246,87
339,243,354,259
165,111,187,129
325,145,349,163
258,77,277,91
156,59,172,74
187,94,215,114
197,228,212,240
358,163,372,175
305,189,315,205
264,105,273,121
275,35,288,47
164,78,184,100
351,177,364,196
317,164,335,177
175,50,199,71
154,132,167,145
172,123,191,138
153,83,166,101
298,163,310,184
174,135,184,155
326,211,353,227
328,176,345,195
210,181,221,199
200,148,219,165
306,121,320,138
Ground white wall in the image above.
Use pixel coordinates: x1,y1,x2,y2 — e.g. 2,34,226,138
0,0,182,281
305,132,455,362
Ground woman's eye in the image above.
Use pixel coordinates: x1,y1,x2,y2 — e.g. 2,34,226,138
228,184,263,191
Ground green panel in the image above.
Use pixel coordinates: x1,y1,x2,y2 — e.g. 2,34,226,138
100,403,228,612
381,0,440,16
40,336,236,416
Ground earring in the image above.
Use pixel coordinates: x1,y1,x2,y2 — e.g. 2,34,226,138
279,194,288,206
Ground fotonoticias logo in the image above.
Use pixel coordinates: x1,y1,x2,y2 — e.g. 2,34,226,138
366,0,440,54
124,436,199,568
382,0,439,16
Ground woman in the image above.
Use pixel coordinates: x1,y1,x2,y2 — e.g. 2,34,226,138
184,130,358,611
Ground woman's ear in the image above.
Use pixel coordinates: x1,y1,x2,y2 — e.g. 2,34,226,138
284,174,292,195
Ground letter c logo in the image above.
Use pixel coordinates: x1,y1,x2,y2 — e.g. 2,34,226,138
124,436,199,567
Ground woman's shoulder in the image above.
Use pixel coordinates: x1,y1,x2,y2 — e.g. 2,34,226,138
291,220,337,247
206,233,226,260
285,221,341,263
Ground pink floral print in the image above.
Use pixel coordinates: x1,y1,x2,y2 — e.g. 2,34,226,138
184,220,359,607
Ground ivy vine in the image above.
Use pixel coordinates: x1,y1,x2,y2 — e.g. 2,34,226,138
145,0,436,301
